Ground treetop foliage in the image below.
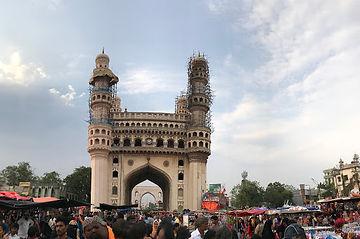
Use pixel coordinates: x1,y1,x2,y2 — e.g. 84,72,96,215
231,178,294,209
0,162,91,202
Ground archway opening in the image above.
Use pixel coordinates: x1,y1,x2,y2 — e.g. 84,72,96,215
140,192,156,210
131,181,163,210
125,165,169,210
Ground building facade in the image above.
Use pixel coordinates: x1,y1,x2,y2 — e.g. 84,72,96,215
323,154,360,197
30,184,78,200
292,184,318,206
87,51,213,211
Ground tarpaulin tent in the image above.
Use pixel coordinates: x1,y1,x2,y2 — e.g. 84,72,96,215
33,197,59,203
98,203,138,211
267,206,320,215
0,191,31,201
227,208,268,217
0,198,90,209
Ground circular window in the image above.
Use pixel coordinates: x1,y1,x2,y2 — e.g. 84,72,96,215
128,160,134,166
163,160,169,167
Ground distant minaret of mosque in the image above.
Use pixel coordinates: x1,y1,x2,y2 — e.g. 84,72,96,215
87,49,118,210
185,52,213,209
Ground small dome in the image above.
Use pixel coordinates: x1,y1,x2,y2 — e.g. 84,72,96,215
95,49,110,68
178,96,186,102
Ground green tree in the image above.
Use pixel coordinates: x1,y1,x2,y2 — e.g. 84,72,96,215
64,166,91,202
231,179,264,208
319,182,337,198
264,182,293,208
1,162,37,186
40,171,63,184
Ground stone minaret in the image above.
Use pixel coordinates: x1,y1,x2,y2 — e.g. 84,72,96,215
176,95,188,115
186,53,212,210
88,50,118,209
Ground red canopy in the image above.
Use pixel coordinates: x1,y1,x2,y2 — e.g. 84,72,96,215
33,197,59,203
0,191,31,201
227,208,268,217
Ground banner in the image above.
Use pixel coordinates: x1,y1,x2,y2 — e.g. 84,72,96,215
209,184,221,192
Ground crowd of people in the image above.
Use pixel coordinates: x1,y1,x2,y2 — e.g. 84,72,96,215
0,203,358,239
0,209,237,239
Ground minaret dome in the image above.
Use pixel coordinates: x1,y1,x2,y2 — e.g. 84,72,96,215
95,49,110,68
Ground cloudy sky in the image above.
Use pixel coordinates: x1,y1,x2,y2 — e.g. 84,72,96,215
1,0,360,191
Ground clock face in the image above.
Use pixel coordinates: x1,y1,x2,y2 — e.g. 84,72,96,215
146,138,152,145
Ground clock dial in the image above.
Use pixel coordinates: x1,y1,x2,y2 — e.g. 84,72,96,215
146,138,152,145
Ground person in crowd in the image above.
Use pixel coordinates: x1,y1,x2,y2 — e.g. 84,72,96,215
250,235,261,239
48,215,56,232
127,216,136,224
55,217,71,239
190,217,208,239
0,216,9,234
254,218,264,237
283,224,305,239
203,230,216,239
247,217,256,239
150,220,159,239
112,221,130,239
262,220,274,239
174,216,181,225
27,226,38,239
157,218,174,239
209,216,219,231
0,224,6,239
67,219,78,239
17,213,34,239
238,218,245,239
39,216,52,239
5,223,20,239
275,217,289,239
126,223,147,239
173,223,180,238
230,230,238,239
334,218,346,234
83,216,115,239
176,226,191,239
322,215,330,226
214,226,231,239
115,214,124,223
312,212,324,226
144,223,152,239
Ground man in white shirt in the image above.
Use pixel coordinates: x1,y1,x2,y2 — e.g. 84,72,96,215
190,217,209,239
17,213,34,239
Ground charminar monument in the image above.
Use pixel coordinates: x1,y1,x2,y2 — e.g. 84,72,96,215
87,50,213,211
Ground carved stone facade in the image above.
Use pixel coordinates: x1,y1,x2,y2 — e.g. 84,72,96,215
88,51,212,211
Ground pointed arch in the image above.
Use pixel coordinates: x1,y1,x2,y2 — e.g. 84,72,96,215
124,164,171,210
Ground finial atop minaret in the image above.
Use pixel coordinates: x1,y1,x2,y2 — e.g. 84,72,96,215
102,47,104,54
198,51,201,57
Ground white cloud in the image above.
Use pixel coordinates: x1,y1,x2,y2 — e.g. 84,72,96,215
49,85,84,106
206,0,360,187
49,88,60,95
119,68,182,95
0,51,47,86
206,0,236,14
